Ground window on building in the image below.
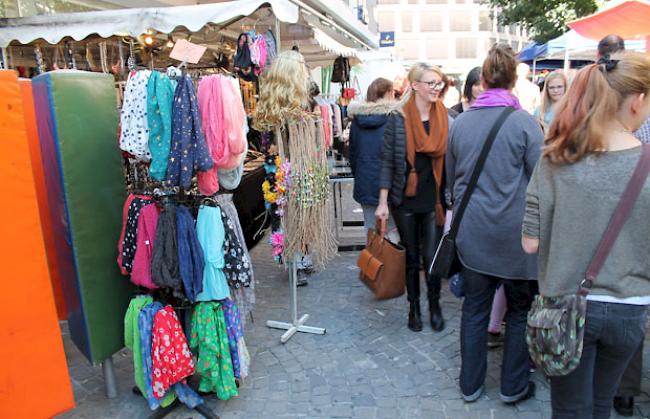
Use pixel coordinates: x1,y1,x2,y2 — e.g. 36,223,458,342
420,11,443,32
450,11,472,31
479,11,492,31
377,11,395,31
456,38,477,59
425,39,448,60
400,39,420,59
402,11,413,32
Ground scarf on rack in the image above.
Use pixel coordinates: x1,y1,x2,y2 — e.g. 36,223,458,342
147,71,176,181
166,75,214,189
403,94,448,226
120,70,152,160
176,205,204,302
151,205,183,296
471,88,523,110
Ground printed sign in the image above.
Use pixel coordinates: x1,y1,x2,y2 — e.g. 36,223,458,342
169,39,207,64
379,32,395,48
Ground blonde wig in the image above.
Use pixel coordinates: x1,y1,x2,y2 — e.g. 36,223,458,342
253,50,312,131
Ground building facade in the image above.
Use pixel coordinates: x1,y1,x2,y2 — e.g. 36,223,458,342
371,0,528,76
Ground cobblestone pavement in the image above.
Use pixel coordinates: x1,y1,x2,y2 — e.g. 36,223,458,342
57,195,650,419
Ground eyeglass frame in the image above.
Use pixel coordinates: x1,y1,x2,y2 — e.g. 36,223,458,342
417,79,446,90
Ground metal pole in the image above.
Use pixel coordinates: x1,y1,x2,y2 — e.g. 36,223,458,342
102,356,118,399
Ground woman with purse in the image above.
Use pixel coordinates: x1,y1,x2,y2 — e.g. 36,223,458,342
446,44,543,403
522,53,650,419
375,63,452,332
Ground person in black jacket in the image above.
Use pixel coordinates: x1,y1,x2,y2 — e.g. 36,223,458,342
376,63,453,332
348,78,397,238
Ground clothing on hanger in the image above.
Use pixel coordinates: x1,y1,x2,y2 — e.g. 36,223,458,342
147,71,176,181
176,205,204,302
120,70,152,160
131,203,160,289
121,195,153,274
195,205,230,301
221,208,253,289
151,205,183,296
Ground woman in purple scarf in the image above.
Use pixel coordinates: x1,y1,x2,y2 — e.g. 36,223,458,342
445,44,544,404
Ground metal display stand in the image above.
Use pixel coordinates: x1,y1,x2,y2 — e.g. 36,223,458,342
266,257,326,343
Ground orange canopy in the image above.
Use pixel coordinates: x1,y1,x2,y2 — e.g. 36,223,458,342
568,0,650,50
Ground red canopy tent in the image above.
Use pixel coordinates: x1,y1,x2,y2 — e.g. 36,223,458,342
568,0,650,52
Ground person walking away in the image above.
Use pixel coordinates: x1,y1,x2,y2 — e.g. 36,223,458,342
451,67,482,115
447,44,543,403
376,63,452,332
522,52,650,419
514,63,541,114
534,71,568,130
348,78,398,240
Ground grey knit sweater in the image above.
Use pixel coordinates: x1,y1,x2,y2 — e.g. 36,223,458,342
523,146,650,298
446,106,543,280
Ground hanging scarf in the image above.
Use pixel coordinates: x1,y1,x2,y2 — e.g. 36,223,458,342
471,88,523,110
176,205,204,302
147,72,176,181
403,95,448,225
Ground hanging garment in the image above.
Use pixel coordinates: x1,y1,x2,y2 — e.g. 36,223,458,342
125,297,177,408
222,298,251,379
221,208,253,289
147,72,176,181
214,194,255,326
151,205,183,296
195,206,230,301
238,79,257,115
264,30,277,66
121,195,153,274
197,75,225,196
218,76,247,168
166,75,214,188
332,104,343,138
217,140,247,191
256,35,267,72
117,193,136,275
139,302,203,409
120,70,152,159
319,104,332,149
131,204,160,289
151,306,196,399
190,302,238,400
176,205,204,302
234,33,253,79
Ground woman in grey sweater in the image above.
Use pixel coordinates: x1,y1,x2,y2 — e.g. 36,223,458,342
523,54,650,419
446,44,543,404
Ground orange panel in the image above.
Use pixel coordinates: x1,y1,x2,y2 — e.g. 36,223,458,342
19,78,68,321
0,70,75,418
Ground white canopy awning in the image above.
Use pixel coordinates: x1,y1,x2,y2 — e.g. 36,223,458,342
312,27,357,58
0,0,299,48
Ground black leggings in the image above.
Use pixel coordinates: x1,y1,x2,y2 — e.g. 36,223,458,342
391,208,442,303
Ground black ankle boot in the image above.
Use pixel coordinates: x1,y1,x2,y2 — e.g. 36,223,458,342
408,301,423,332
429,299,445,332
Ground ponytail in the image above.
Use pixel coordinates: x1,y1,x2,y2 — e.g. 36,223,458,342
544,53,650,164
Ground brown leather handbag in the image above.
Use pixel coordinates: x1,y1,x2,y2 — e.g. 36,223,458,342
357,220,406,299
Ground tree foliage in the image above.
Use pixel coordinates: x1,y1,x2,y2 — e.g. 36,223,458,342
483,0,599,43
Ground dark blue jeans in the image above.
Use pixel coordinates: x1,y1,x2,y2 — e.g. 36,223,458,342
459,267,536,397
550,301,647,419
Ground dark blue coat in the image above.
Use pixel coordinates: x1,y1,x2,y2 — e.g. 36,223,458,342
348,100,395,206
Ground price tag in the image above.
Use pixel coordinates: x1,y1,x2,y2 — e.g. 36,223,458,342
169,39,207,64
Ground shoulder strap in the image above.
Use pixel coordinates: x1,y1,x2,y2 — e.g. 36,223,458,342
448,107,516,239
583,144,650,289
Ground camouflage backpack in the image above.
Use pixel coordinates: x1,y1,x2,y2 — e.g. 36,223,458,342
526,294,587,376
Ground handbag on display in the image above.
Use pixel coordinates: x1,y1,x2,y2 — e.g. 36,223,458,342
429,107,515,280
527,144,650,377
357,219,406,300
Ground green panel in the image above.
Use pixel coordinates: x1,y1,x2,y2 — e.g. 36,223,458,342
50,71,131,363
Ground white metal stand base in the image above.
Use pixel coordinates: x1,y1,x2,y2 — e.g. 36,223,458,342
266,258,326,343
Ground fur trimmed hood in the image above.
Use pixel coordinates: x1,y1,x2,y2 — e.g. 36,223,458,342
347,100,397,118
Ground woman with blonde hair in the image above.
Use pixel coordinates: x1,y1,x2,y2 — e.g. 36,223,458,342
533,70,568,129
376,62,452,332
523,53,650,418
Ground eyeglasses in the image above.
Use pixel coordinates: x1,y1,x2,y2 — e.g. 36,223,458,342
418,80,446,90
